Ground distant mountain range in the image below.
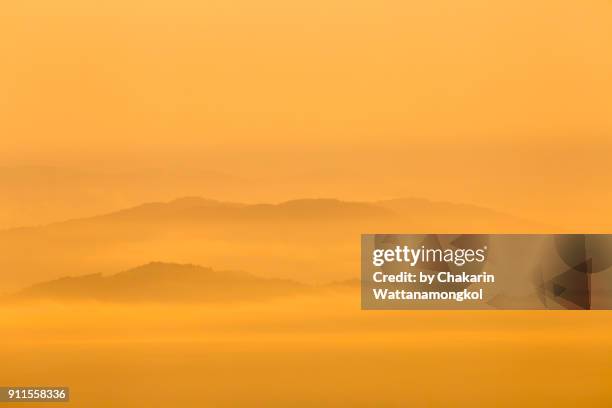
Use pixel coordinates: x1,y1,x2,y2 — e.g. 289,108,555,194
3,196,535,232
7,262,311,303
0,166,248,229
0,197,543,292
91,197,391,222
38,196,536,232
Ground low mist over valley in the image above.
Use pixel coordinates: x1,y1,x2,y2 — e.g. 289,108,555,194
0,197,541,292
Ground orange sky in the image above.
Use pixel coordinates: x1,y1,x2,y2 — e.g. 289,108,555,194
1,0,611,224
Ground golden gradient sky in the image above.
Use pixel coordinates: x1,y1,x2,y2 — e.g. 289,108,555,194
1,6,611,406
1,0,611,223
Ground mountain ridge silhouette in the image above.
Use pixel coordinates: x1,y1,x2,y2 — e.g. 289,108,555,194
0,197,536,232
8,262,310,303
0,197,546,292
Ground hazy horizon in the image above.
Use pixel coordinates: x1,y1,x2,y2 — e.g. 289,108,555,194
1,162,611,232
2,0,612,230
1,1,611,406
